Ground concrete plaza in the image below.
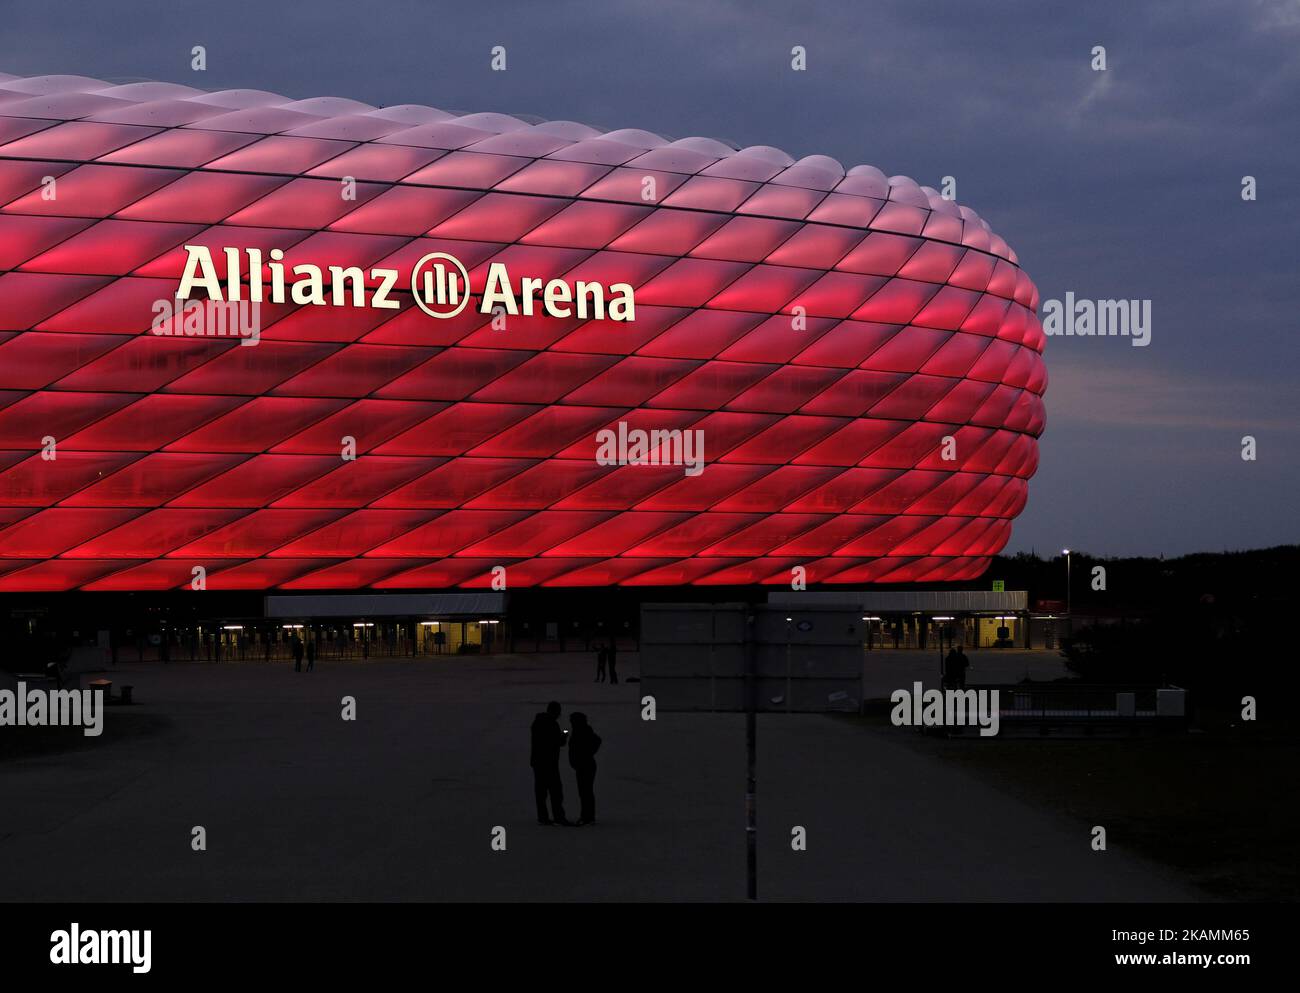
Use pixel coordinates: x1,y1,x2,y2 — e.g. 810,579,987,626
0,650,1200,901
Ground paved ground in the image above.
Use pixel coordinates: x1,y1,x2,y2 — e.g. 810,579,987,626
861,646,1068,698
0,651,1200,902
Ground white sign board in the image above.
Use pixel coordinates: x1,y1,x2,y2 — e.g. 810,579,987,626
639,603,863,713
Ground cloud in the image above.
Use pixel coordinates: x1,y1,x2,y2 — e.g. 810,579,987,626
1045,352,1300,434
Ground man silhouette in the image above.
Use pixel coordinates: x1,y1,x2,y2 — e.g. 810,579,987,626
530,701,570,825
606,640,618,685
952,646,971,689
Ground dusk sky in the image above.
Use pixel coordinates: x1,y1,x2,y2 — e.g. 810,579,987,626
4,0,1297,558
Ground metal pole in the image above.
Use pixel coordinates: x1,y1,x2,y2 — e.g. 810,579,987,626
1066,552,1072,619
938,625,944,685
746,695,757,901
745,607,757,902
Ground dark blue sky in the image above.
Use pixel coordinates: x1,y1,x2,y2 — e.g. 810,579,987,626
4,0,1297,557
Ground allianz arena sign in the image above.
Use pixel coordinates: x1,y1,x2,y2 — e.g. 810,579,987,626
173,244,638,323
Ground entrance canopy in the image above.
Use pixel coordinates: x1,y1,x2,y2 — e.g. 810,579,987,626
264,592,506,619
767,590,1028,612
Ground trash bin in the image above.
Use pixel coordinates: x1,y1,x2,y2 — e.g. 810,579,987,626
88,678,112,701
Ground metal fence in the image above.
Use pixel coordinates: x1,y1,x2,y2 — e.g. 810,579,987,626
994,683,1163,718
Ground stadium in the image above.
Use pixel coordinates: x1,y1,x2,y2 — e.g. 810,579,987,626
0,72,1046,591
0,70,1047,655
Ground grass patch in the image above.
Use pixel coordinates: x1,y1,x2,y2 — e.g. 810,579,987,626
850,712,1298,902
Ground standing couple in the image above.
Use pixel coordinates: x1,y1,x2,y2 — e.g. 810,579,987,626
594,640,618,683
530,701,601,826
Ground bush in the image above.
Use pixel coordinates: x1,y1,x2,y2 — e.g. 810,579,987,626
1060,610,1295,712
1060,621,1177,684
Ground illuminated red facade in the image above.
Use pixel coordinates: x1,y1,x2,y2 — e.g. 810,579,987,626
0,73,1046,591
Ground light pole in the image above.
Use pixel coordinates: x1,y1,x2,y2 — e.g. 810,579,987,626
1062,548,1072,618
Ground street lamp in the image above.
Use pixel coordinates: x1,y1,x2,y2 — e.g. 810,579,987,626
1062,549,1072,617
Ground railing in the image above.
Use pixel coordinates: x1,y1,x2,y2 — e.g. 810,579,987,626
969,683,1189,727
992,684,1159,718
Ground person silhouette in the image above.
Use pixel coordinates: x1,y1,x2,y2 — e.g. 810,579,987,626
568,712,602,825
305,640,316,672
595,646,607,683
952,646,970,689
606,640,618,684
530,701,570,825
